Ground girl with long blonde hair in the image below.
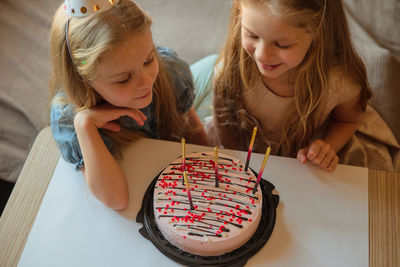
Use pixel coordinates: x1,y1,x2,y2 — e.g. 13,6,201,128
49,0,207,210
195,0,376,171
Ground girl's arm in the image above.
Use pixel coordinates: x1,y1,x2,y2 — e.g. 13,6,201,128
323,94,362,151
74,104,146,210
297,94,362,171
186,107,209,146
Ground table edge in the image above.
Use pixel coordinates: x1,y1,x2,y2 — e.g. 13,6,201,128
0,127,60,267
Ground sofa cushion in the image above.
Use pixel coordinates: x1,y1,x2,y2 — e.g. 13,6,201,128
345,7,400,143
0,0,55,182
136,0,231,64
356,44,400,143
343,0,400,57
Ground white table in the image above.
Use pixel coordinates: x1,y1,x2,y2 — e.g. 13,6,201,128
13,132,368,266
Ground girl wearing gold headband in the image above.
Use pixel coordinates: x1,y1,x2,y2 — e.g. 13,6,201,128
49,0,207,210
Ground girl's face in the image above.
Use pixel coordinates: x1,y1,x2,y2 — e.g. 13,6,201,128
240,1,314,80
90,29,159,109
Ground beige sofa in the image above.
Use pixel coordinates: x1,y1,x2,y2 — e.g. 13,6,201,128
344,0,400,145
0,0,399,185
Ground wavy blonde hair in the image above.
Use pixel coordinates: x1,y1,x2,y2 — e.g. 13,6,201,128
214,0,371,156
49,0,194,143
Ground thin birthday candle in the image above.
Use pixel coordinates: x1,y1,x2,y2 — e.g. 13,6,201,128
252,146,271,194
214,146,219,187
181,138,186,185
245,127,258,172
181,138,186,171
183,171,194,210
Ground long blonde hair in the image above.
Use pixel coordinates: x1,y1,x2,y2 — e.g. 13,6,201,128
49,0,194,143
214,0,371,156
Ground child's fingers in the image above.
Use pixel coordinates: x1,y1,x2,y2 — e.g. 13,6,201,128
117,109,147,126
306,141,322,161
300,139,338,171
137,110,147,121
310,142,332,165
124,108,147,122
102,122,121,132
327,155,339,172
128,112,146,126
99,104,147,122
81,105,147,129
319,150,336,169
297,149,308,164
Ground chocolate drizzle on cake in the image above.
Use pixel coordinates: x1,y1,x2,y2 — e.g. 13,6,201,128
154,152,261,239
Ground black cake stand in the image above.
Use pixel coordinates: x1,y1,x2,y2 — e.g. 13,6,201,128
136,169,279,267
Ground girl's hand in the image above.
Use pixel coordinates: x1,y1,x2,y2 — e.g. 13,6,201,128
74,103,147,132
297,139,339,172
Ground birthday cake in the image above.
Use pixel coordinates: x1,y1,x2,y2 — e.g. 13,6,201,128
153,151,263,256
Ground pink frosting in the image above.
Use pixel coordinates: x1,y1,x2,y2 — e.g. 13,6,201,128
153,152,263,256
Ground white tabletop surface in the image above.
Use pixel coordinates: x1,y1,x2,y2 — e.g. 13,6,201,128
18,138,368,267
